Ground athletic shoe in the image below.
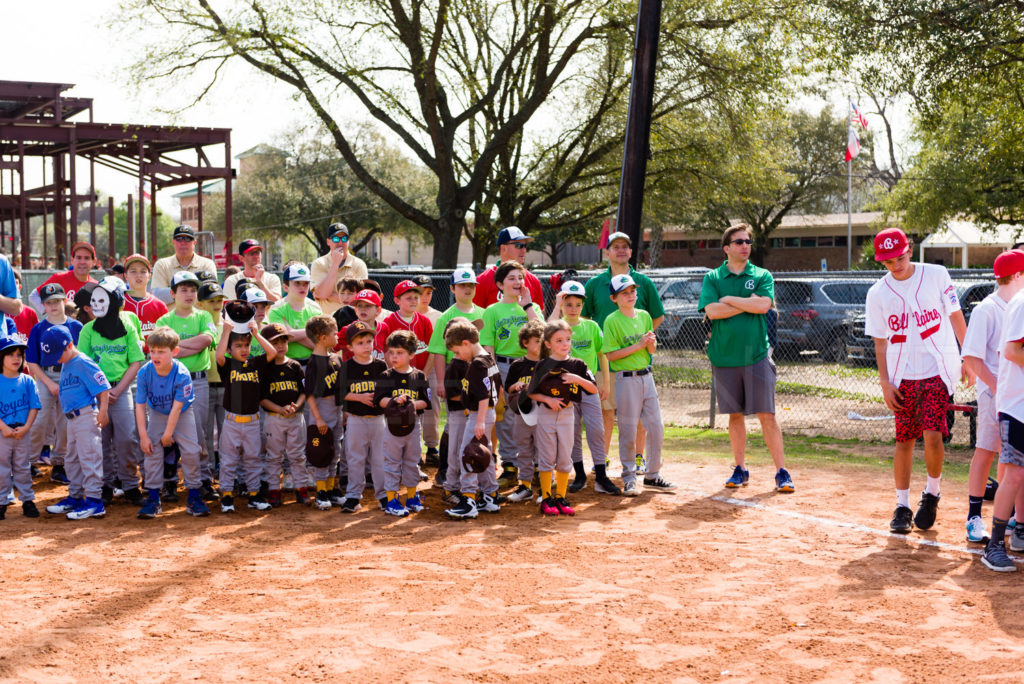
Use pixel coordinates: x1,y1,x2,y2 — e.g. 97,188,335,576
623,481,641,497
540,497,560,516
186,490,211,517
0,504,6,520
247,493,271,511
445,495,478,519
50,465,69,484
417,465,429,482
200,480,219,502
424,447,440,467
221,495,236,513
384,498,409,517
635,453,646,475
162,481,179,503
913,492,940,530
774,468,795,493
377,497,388,511
985,477,998,501
1009,516,1017,530
594,476,622,496
507,485,534,503
725,465,749,488
433,469,446,487
981,539,1017,572
890,505,913,533
282,473,295,491
644,477,678,493
442,491,461,506
6,490,12,504
966,516,989,544
405,494,426,513
295,487,310,506
66,497,105,520
569,472,587,493
46,496,81,515
113,487,125,500
1009,525,1024,553
123,487,145,506
340,498,361,514
497,464,518,488
137,492,162,519
30,464,42,479
554,497,576,516
479,493,500,514
268,489,283,508
100,486,114,505
329,488,346,506
314,490,333,511
22,501,39,518
38,445,51,465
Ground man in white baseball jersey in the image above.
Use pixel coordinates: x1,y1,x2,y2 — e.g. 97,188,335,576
865,228,968,534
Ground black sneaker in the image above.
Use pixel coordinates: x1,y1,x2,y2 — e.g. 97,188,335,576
0,504,6,520
162,481,180,502
643,477,678,492
340,498,361,514
497,464,518,488
200,480,219,502
248,493,272,511
30,464,42,479
22,500,39,518
329,488,346,506
913,493,940,530
890,505,914,533
594,475,622,496
569,471,588,493
445,495,478,519
101,485,114,505
981,539,1017,572
123,487,145,506
424,447,440,467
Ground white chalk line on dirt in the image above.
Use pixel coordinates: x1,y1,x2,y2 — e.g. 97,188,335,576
681,488,1024,565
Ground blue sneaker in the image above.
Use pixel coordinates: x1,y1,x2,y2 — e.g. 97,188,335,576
46,496,81,515
725,465,749,488
966,516,988,544
137,490,162,519
981,540,1017,573
405,494,425,513
66,497,105,520
383,498,409,517
186,489,210,517
775,468,795,493
38,445,51,466
49,465,70,484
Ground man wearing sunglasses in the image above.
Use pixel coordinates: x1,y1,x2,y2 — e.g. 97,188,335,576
222,239,282,302
311,222,369,316
151,225,219,303
472,226,545,309
698,223,794,493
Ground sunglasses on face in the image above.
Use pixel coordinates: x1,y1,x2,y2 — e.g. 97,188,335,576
510,242,527,249
331,235,350,244
174,236,195,242
730,238,753,245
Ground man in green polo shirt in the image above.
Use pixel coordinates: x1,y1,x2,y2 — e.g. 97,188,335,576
582,231,664,472
697,224,793,493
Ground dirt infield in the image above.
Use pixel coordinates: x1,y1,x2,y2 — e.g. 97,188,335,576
3,455,1024,682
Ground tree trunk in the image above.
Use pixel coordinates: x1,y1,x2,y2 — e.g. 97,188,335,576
431,215,466,269
750,229,770,268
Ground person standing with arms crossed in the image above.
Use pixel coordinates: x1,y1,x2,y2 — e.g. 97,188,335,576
698,224,794,493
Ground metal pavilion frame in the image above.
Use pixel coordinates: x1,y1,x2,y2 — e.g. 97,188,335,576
0,79,233,269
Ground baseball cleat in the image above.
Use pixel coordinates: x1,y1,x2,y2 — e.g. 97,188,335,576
220,495,236,513
506,485,534,503
554,497,576,516
383,498,409,517
314,490,333,511
46,496,81,515
66,497,105,520
445,495,478,519
405,494,426,513
539,497,560,516
594,476,622,496
340,498,361,514
478,493,500,513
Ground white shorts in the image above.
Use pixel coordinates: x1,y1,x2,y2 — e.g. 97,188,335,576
977,387,1000,453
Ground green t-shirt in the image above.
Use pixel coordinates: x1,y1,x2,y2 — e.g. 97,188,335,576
568,318,603,376
427,303,486,363
267,298,322,360
208,326,222,383
480,301,544,358
78,312,146,383
582,266,665,327
156,308,217,372
697,260,773,368
602,309,653,372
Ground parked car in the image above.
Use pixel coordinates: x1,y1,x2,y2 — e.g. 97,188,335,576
651,276,710,349
773,278,875,362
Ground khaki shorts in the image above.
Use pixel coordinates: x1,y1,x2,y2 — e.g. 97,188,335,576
976,387,1000,453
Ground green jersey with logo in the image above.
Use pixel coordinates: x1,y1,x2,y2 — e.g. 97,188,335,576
480,301,543,358
602,309,653,372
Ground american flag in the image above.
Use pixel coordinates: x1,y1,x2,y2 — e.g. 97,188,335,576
851,101,869,130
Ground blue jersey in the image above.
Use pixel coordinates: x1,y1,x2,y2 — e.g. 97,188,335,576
0,373,41,426
135,359,195,415
26,318,83,365
58,353,111,413
0,254,18,337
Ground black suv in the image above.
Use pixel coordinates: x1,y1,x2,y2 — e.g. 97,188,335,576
773,278,874,362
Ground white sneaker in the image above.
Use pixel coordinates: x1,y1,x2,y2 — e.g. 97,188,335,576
479,493,500,513
506,485,534,503
282,473,294,491
966,516,989,544
623,481,641,497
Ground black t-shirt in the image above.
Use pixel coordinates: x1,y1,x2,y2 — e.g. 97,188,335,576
305,352,344,404
505,357,539,393
527,357,595,404
219,355,271,415
343,358,387,417
462,352,500,410
444,358,468,412
373,367,430,414
262,358,305,410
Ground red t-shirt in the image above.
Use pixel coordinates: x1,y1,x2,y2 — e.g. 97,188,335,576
13,306,38,338
36,270,96,303
472,264,545,309
373,311,433,371
124,292,169,351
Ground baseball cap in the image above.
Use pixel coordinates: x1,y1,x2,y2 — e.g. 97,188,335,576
385,398,416,437
238,238,263,255
40,325,74,366
243,287,269,305
873,228,910,262
260,322,289,341
560,280,586,297
345,321,375,345
194,270,218,284
70,241,96,258
609,274,637,294
170,271,201,289
123,253,151,270
351,289,382,307
283,263,312,283
327,222,349,239
605,231,631,247
993,249,1024,278
97,275,126,296
306,424,335,468
39,282,66,303
451,268,477,285
332,305,358,331
393,279,421,298
414,274,434,289
461,435,492,473
497,226,533,246
108,264,126,277
0,335,27,356
224,300,255,334
173,225,196,241
198,282,225,302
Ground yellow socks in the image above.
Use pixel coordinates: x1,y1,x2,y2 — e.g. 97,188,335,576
519,480,531,490
555,471,570,498
315,479,327,492
387,491,398,501
327,477,336,491
540,470,553,498
407,486,418,500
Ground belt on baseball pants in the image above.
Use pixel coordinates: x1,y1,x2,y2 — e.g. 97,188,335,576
6,423,23,428
270,411,299,419
617,367,651,378
65,405,95,420
42,365,61,373
495,355,515,364
226,413,256,424
190,371,207,380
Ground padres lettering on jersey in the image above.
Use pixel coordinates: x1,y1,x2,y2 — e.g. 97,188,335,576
350,379,376,393
268,379,300,395
230,369,259,383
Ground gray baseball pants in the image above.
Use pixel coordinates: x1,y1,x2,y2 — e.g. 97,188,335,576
495,358,518,467
144,409,202,490
458,408,497,495
307,396,341,482
511,413,537,482
0,433,34,502
571,392,607,468
219,412,263,493
263,412,306,490
101,388,141,490
344,413,386,501
29,369,67,466
189,375,210,481
420,372,440,449
205,382,225,478
382,422,422,493
614,372,663,485
444,409,469,492
536,404,574,473
65,407,104,500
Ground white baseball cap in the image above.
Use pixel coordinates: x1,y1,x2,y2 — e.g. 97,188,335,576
243,287,269,305
283,263,312,283
560,280,586,297
451,268,477,285
609,274,636,294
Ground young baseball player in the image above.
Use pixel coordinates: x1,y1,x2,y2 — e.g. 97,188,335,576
195,281,225,499
41,325,111,520
215,316,276,513
156,271,216,501
444,318,501,519
134,326,208,518
864,228,968,533
980,278,1024,571
122,254,168,352
0,336,41,519
259,322,307,508
503,320,544,503
27,283,83,486
243,287,272,357
602,274,674,496
413,275,443,464
340,321,388,513
962,250,1024,542
480,260,543,487
373,330,430,517
304,314,344,510
340,289,383,361
440,344,470,504
268,263,321,366
550,280,617,495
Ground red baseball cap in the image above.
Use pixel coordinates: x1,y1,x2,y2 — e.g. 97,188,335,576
70,241,96,258
993,249,1024,278
393,279,422,299
123,253,151,270
351,289,382,307
873,228,910,262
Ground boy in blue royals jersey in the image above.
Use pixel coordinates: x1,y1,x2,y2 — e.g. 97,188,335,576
0,336,41,519
41,325,111,520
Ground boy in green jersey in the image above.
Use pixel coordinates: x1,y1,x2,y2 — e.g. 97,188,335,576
267,264,322,366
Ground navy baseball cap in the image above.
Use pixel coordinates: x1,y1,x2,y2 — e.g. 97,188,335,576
40,325,74,366
496,226,533,246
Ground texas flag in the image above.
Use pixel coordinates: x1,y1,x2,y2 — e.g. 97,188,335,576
844,127,861,162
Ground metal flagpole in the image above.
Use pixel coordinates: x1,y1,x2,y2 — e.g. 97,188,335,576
847,97,853,269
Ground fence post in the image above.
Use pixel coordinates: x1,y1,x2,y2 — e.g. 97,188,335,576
708,372,716,429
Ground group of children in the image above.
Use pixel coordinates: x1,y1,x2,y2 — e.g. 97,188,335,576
0,251,675,522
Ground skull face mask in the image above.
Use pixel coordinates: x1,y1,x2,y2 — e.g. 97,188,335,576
90,287,110,319
91,279,128,341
